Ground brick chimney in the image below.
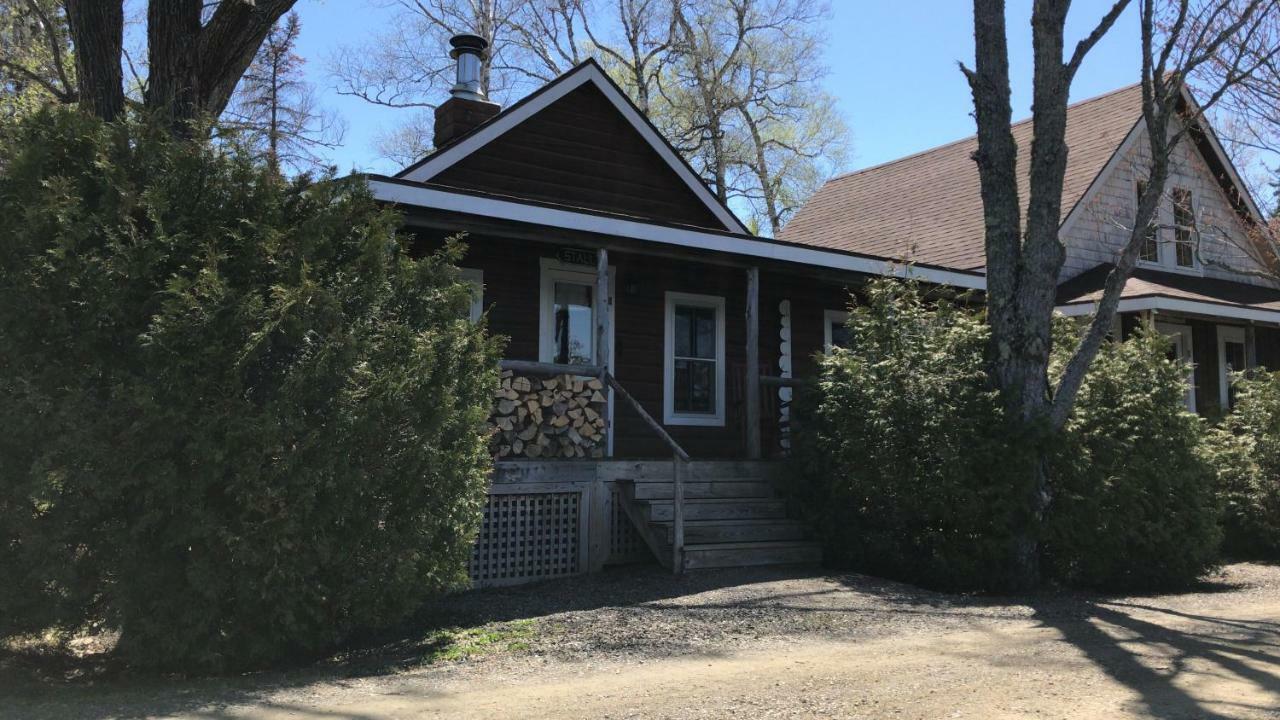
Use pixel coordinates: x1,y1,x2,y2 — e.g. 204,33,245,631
433,34,501,149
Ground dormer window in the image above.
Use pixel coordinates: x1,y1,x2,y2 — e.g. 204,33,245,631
1137,180,1160,263
1172,188,1196,268
1135,181,1199,272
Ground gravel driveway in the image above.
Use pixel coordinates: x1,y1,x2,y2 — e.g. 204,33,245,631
4,563,1279,719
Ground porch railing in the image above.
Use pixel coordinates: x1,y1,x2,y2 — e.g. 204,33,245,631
497,358,692,574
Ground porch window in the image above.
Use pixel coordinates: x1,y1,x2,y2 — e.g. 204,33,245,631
1156,321,1196,412
1172,188,1196,268
824,310,851,350
551,281,594,364
460,268,484,323
539,259,612,367
1218,325,1248,410
1136,180,1160,264
664,292,725,426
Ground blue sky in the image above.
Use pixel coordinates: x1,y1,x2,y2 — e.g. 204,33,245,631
292,1,1145,176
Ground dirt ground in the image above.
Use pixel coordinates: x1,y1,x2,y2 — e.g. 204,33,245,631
3,563,1279,719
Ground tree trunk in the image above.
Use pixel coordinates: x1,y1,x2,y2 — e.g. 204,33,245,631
146,0,203,132
64,0,125,122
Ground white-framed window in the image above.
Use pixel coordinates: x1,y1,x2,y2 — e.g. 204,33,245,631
1156,321,1196,412
664,291,726,426
460,268,484,323
1171,187,1197,269
1136,179,1160,264
1218,325,1249,410
1135,180,1201,273
823,309,851,351
538,258,612,366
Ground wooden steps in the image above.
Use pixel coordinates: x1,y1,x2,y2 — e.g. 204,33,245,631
616,460,820,572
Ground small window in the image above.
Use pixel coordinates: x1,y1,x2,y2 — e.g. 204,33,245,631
824,310,851,350
1218,325,1248,410
1156,321,1196,412
1172,188,1196,268
551,281,594,365
460,268,483,323
1136,180,1159,263
664,292,725,426
539,260,610,367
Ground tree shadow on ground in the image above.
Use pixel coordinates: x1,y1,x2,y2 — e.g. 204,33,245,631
1026,599,1280,719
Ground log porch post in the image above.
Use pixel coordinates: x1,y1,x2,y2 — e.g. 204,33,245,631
745,266,761,459
596,248,611,453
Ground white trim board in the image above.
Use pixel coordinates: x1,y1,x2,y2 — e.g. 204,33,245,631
1057,296,1280,325
369,180,988,291
397,61,750,235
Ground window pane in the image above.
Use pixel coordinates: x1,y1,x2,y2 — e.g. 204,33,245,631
692,307,716,359
1173,189,1195,268
674,358,715,413
830,323,852,349
674,305,716,359
553,282,593,365
1225,340,1247,408
1137,180,1159,263
674,306,692,357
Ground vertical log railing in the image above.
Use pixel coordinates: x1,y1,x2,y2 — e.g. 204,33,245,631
745,266,762,459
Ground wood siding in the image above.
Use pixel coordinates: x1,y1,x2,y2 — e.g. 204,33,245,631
429,83,727,230
411,230,858,458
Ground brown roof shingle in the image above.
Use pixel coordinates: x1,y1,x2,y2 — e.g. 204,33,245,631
779,83,1145,272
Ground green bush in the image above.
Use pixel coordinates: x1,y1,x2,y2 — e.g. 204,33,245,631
1204,372,1280,559
0,109,501,670
792,280,1031,591
796,280,1220,592
1044,328,1220,591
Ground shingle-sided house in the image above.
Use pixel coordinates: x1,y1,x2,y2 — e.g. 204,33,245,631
366,36,982,582
783,83,1280,416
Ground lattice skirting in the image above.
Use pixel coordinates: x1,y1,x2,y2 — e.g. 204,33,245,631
469,492,581,586
607,487,649,565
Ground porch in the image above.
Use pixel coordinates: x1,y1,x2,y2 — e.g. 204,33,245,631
453,238,840,585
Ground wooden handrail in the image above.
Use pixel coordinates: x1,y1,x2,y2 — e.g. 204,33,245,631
603,372,690,462
499,359,605,378
603,371,689,574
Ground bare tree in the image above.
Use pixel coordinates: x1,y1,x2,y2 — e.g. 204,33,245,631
964,0,1278,589
660,0,846,234
222,12,344,174
0,0,76,122
1182,4,1280,199
33,0,298,132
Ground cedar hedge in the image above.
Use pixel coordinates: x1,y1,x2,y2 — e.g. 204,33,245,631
0,109,501,670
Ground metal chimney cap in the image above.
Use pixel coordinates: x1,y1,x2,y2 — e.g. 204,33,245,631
449,33,489,58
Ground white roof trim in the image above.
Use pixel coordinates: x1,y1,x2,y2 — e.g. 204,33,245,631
370,180,987,290
1057,295,1280,325
398,62,750,235
1180,85,1267,224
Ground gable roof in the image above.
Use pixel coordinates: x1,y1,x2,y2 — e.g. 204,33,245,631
780,83,1146,271
396,59,750,235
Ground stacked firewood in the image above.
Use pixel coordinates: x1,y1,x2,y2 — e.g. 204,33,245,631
489,371,608,459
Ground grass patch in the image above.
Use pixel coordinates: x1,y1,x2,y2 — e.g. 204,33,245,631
422,620,538,664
